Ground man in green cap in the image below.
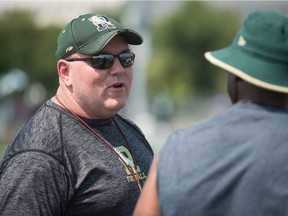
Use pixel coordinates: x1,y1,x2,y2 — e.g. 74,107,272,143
134,11,288,216
0,13,153,215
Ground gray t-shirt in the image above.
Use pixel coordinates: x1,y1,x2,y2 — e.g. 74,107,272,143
158,102,288,216
0,100,153,216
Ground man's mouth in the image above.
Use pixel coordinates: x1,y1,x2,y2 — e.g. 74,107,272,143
110,82,124,89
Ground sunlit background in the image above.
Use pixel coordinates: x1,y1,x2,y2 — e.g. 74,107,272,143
0,1,287,160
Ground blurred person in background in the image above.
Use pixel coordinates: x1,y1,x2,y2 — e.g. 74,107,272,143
134,11,288,216
0,12,153,216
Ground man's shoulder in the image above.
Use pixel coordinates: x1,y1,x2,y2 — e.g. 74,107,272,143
2,100,65,164
115,113,145,137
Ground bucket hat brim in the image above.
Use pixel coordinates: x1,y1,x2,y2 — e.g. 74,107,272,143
205,46,288,93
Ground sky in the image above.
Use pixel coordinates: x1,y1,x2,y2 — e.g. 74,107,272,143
0,1,183,26
1,1,287,27
0,1,126,25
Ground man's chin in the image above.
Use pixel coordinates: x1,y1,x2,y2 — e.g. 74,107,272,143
105,99,127,112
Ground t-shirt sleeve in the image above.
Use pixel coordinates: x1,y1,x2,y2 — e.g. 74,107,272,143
0,151,70,216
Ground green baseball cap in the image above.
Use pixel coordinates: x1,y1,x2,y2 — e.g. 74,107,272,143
55,13,143,61
205,11,288,93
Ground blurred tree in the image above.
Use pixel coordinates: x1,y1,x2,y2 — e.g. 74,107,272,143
0,9,124,99
0,5,240,108
0,10,60,97
148,1,241,105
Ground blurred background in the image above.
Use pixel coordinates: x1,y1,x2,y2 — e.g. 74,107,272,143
0,1,287,161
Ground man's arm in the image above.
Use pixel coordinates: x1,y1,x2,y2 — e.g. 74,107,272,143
133,155,160,216
0,151,69,215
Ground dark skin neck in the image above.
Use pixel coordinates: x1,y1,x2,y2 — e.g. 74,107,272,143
227,73,288,109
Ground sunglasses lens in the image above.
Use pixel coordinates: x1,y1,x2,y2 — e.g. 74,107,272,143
91,55,114,69
90,52,135,69
119,52,135,67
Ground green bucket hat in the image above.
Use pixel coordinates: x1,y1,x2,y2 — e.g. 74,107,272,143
205,11,288,93
55,13,143,61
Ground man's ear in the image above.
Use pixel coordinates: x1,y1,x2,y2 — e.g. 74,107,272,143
57,59,72,87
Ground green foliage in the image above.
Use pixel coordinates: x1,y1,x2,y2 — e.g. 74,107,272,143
0,10,60,97
148,2,241,103
0,5,241,104
0,9,124,98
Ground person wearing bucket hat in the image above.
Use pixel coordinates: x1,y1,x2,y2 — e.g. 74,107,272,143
134,11,288,216
0,13,153,215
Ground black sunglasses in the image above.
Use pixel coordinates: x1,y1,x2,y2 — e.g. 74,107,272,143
66,51,135,69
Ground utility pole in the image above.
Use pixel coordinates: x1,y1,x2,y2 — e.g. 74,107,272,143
121,1,155,137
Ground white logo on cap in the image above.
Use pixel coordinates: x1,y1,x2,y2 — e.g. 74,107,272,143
65,46,74,53
238,36,246,46
89,15,116,32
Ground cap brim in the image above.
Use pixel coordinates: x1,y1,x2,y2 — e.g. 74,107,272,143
205,46,288,93
78,29,143,55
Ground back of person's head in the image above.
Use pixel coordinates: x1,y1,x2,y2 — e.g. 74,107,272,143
205,11,288,105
